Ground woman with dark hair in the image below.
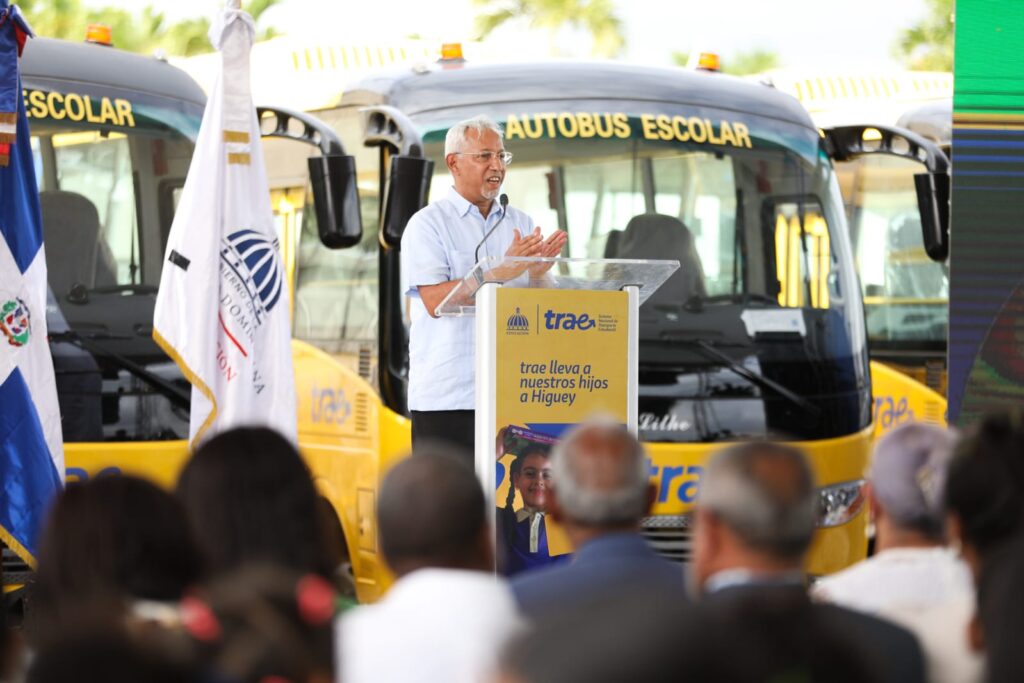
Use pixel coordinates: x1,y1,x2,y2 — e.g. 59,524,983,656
175,427,335,581
495,447,565,576
182,564,336,683
945,409,1024,580
27,474,202,649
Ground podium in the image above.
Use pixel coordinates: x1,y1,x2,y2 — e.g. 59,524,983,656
436,256,678,559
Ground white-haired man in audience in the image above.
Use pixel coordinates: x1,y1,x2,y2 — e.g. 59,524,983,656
693,440,927,683
510,418,684,618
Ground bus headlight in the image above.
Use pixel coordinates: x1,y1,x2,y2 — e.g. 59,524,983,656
816,479,867,528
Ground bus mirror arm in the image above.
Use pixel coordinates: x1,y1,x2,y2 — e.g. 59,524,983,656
362,105,424,157
256,106,345,155
823,124,950,263
822,124,949,174
361,105,434,248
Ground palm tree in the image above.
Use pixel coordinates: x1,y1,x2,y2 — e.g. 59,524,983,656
17,0,282,56
473,0,625,58
894,0,953,71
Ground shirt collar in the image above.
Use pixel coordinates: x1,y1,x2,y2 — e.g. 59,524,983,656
575,531,652,560
704,568,805,594
446,185,501,219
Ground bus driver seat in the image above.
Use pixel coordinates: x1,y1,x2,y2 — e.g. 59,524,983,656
40,190,118,299
613,213,707,307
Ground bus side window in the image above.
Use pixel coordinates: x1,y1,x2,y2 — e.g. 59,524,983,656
770,200,831,309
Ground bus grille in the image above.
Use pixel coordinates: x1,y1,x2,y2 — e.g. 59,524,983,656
640,515,693,563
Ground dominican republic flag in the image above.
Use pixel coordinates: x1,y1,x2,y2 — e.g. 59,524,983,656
0,2,64,567
154,0,296,447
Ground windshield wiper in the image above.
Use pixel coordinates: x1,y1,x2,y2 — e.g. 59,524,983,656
657,336,820,420
49,330,190,410
695,339,820,418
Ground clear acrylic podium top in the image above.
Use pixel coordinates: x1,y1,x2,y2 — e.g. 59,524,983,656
435,256,680,317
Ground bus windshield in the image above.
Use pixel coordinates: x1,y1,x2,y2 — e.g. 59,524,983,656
292,103,869,440
420,108,868,441
420,110,861,344
28,89,201,295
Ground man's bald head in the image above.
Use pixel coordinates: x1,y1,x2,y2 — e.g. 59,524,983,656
378,449,489,576
550,418,651,528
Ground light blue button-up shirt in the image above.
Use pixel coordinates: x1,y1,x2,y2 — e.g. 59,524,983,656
401,186,536,411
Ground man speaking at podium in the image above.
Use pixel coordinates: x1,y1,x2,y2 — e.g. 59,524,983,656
401,115,566,457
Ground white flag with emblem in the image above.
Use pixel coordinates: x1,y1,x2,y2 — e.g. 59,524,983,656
153,1,296,446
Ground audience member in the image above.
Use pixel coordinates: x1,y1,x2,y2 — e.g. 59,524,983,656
496,446,564,576
184,564,335,683
511,419,683,618
945,409,1024,580
176,427,334,581
27,474,202,649
498,584,880,683
1,563,22,683
975,536,1024,683
496,587,689,683
26,619,196,683
693,441,926,683
316,494,357,608
338,449,521,683
813,422,981,683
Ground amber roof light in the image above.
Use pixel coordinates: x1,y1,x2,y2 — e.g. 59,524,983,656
440,43,464,61
696,52,721,72
85,24,113,47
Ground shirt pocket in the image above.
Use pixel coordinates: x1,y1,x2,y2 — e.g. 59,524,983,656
451,250,479,281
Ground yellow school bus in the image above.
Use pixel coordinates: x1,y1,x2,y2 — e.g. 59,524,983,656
6,36,405,603
9,40,950,603
281,54,949,577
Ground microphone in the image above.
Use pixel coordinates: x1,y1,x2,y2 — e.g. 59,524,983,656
474,193,510,267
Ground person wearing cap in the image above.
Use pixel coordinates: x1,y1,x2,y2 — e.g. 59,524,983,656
812,422,982,683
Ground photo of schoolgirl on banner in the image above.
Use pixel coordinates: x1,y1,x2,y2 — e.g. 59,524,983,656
492,287,631,577
495,425,567,576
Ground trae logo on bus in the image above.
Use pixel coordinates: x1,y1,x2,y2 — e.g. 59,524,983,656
0,297,31,347
218,229,284,353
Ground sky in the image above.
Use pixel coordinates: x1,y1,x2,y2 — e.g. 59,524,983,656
80,0,932,71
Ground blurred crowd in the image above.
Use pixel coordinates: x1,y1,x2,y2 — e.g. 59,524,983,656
4,410,1024,683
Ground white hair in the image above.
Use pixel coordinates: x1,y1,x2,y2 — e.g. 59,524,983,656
550,416,650,527
444,115,504,156
700,442,817,560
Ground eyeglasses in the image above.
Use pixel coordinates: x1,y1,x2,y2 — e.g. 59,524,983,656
454,150,514,165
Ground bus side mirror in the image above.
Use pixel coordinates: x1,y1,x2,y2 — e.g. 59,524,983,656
823,124,950,263
914,171,950,262
308,154,363,249
381,155,434,248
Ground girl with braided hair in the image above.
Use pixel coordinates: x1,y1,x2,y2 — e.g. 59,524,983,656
495,445,565,576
